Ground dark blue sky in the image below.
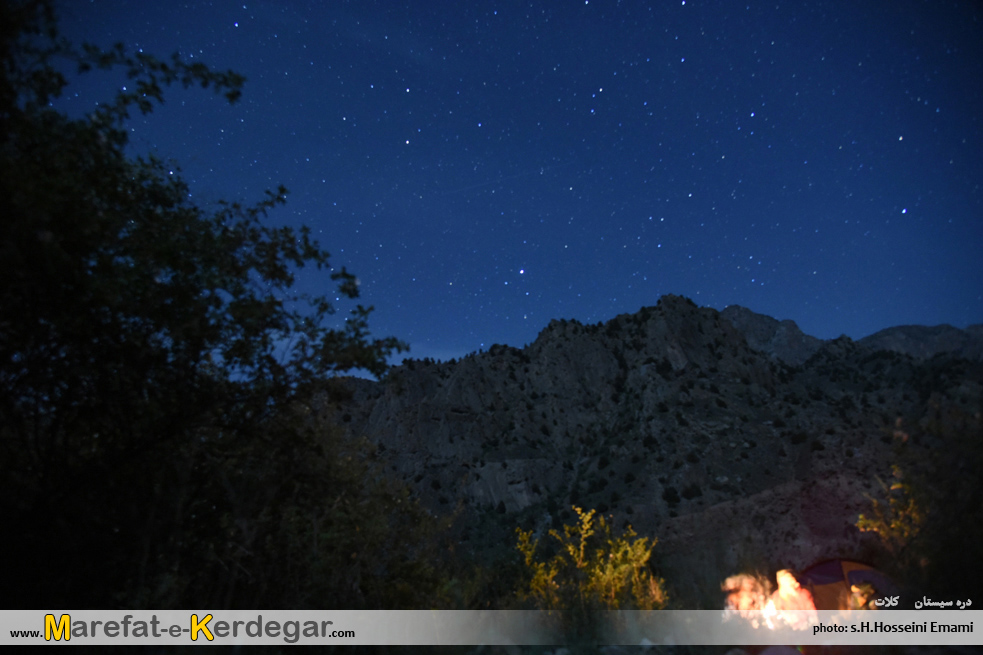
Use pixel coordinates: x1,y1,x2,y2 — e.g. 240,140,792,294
54,0,983,364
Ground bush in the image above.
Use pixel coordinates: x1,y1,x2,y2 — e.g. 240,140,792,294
858,411,982,599
515,506,667,640
856,464,924,562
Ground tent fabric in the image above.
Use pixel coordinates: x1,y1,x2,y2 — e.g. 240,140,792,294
796,559,898,610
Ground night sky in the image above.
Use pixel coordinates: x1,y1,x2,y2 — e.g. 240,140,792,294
53,0,983,366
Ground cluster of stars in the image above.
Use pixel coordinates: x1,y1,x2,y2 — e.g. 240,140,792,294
55,0,983,364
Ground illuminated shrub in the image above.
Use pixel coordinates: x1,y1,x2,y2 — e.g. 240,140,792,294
856,465,924,560
515,505,667,617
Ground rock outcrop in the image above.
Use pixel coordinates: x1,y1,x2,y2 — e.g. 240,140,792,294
720,304,822,365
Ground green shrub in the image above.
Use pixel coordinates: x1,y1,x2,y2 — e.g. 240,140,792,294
515,506,667,616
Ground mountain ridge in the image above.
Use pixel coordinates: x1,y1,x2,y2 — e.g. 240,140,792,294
327,294,983,607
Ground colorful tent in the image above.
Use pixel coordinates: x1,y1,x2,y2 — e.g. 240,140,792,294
796,559,899,610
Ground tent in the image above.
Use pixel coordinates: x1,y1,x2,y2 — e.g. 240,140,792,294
795,559,899,610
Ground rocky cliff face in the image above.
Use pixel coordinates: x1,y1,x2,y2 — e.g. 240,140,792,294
719,304,823,365
328,295,983,607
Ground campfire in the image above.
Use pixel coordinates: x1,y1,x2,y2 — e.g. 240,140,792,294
722,569,818,630
722,559,895,629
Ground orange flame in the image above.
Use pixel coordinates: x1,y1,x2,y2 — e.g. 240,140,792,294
723,569,817,630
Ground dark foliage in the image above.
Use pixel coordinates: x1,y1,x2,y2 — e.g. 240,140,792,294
0,0,465,610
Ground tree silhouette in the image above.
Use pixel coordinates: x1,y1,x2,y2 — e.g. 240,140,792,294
0,0,452,609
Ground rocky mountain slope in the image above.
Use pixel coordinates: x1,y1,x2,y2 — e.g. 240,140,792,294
327,295,983,607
